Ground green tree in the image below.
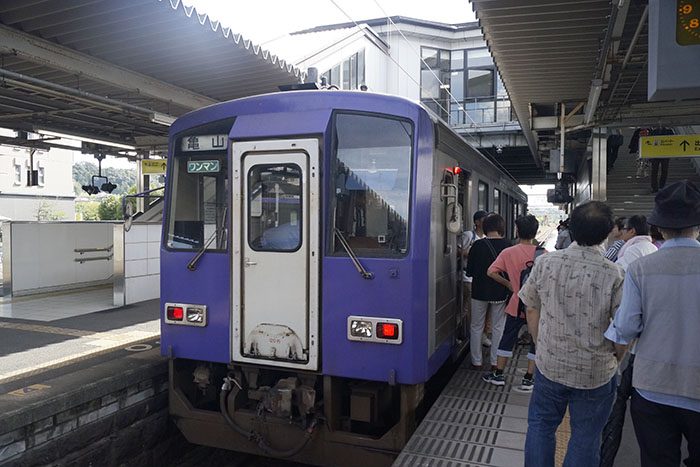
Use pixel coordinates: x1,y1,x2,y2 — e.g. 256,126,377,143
36,201,65,221
97,195,123,220
76,201,100,221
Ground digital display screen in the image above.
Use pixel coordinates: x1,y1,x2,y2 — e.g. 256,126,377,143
677,0,700,45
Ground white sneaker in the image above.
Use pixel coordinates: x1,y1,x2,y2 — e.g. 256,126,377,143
481,333,492,347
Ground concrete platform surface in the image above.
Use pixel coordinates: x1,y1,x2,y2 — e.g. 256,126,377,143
0,298,159,385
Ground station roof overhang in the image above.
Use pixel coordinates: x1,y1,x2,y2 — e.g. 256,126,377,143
0,0,305,156
472,0,700,174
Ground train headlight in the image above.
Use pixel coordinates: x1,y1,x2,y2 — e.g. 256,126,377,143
350,319,373,338
186,307,205,323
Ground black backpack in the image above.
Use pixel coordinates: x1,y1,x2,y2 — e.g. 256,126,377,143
517,247,545,318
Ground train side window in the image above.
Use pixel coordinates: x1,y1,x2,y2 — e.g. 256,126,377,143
493,188,501,214
331,112,413,257
477,181,489,212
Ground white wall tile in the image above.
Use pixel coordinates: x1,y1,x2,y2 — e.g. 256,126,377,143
125,242,148,261
125,259,148,278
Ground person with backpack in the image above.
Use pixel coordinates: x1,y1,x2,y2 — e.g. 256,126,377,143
482,215,544,391
465,214,511,369
460,210,491,347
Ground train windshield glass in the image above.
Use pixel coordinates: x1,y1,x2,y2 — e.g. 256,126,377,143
331,113,413,257
165,118,234,251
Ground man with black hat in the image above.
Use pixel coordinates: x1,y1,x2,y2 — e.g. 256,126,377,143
605,180,700,467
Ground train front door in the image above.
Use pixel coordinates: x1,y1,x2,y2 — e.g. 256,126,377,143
231,139,319,371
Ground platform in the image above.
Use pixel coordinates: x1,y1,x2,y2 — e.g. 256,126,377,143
0,293,159,385
394,348,530,467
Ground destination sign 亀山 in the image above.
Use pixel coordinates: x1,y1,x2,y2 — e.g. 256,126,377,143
181,134,228,152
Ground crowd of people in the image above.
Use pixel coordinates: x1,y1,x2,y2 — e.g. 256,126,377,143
459,180,700,467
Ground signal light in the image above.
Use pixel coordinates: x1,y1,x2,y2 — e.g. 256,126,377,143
453,166,462,175
101,181,117,193
376,322,399,340
82,184,100,195
167,306,184,321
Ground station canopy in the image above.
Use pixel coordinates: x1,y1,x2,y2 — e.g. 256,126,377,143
0,0,305,156
472,0,700,170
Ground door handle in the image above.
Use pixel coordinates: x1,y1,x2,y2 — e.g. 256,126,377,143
244,258,258,267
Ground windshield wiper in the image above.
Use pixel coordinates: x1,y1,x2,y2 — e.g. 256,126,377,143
334,228,374,280
187,207,227,271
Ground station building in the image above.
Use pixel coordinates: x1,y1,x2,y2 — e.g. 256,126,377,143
0,129,75,221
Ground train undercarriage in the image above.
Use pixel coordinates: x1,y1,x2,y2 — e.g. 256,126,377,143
169,359,427,466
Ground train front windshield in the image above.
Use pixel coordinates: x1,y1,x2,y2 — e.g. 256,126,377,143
165,119,234,252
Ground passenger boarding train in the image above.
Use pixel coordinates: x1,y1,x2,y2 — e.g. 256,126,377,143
160,90,526,466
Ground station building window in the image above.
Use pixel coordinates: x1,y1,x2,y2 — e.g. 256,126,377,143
422,46,514,126
420,47,451,120
38,166,45,186
14,163,22,185
321,49,365,90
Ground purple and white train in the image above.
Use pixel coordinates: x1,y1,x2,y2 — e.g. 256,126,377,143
160,90,526,465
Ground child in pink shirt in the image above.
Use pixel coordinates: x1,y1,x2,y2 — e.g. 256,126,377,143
484,215,545,391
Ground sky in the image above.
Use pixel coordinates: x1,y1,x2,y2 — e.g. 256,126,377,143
183,0,476,45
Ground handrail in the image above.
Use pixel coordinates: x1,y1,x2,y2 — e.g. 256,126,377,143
74,245,113,254
75,254,113,264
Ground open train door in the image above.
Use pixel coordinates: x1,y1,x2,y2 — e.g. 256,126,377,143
231,139,320,371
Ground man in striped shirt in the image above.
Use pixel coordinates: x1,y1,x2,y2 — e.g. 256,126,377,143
604,217,626,262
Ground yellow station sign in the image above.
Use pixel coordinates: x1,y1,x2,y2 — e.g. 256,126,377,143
640,135,700,158
141,159,167,174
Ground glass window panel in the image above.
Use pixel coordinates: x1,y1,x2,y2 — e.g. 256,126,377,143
248,164,302,252
467,69,494,98
451,50,464,70
467,48,493,67
497,99,512,122
332,113,413,257
349,53,358,89
478,181,489,212
38,167,45,185
466,100,495,124
342,59,350,89
439,49,451,70
421,70,440,99
165,118,233,251
450,71,464,100
358,49,365,86
14,164,21,183
493,189,501,214
421,47,438,69
450,103,463,125
497,75,507,97
331,65,341,87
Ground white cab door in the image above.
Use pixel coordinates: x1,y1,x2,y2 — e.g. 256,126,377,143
231,139,319,371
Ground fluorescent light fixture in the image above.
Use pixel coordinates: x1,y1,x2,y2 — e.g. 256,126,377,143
151,112,177,126
37,129,137,150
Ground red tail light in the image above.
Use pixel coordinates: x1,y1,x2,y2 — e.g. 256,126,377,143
167,306,184,321
377,322,399,339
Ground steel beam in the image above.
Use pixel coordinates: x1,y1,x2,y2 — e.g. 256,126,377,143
0,23,216,110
